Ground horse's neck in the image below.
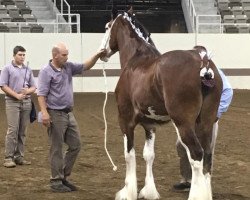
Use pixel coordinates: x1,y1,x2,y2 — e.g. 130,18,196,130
118,37,159,69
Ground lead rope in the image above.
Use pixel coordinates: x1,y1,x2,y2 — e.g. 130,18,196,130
102,62,117,171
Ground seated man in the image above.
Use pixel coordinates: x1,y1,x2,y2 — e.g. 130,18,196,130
173,67,233,191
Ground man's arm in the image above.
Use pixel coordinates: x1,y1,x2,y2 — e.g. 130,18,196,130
38,96,51,127
21,86,36,96
83,49,107,71
1,85,26,100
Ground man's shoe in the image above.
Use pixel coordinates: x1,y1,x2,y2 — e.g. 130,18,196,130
173,182,191,192
3,158,16,168
50,180,71,193
62,179,78,191
14,157,31,165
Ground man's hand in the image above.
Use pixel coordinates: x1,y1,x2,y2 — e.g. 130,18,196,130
42,111,51,127
15,93,26,100
97,48,107,58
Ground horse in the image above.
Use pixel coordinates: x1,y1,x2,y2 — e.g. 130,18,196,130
99,8,222,200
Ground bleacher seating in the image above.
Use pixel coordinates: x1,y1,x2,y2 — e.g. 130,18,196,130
217,0,250,33
0,0,42,32
0,13,11,21
23,13,36,22
0,23,8,31
0,4,7,14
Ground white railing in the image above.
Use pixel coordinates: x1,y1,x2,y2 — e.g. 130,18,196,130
196,15,222,33
53,0,73,32
56,13,80,33
183,0,223,35
184,0,197,32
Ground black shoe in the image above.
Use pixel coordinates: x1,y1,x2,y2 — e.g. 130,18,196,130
14,157,31,165
62,179,78,191
173,182,191,192
50,180,71,193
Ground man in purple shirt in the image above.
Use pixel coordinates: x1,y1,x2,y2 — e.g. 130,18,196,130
0,46,36,168
37,42,106,193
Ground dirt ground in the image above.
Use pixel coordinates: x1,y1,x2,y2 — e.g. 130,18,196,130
0,90,249,200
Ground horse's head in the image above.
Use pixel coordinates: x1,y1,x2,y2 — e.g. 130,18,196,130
99,6,156,62
99,7,120,62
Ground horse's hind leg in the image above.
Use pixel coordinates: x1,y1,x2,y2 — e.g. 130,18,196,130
138,124,160,200
172,122,212,200
115,118,137,200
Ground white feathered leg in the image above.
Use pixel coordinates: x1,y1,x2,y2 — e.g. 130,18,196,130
139,132,160,199
172,123,213,200
115,135,137,200
188,159,212,200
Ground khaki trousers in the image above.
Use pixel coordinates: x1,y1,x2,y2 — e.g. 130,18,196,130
5,98,31,159
47,110,81,181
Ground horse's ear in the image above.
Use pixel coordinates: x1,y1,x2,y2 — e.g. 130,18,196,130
111,6,118,20
126,5,134,15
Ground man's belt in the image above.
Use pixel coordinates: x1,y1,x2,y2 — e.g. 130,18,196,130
47,107,73,114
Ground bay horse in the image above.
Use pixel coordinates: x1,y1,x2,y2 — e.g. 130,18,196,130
99,9,222,200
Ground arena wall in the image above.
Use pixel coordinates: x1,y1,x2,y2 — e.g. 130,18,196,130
0,33,249,92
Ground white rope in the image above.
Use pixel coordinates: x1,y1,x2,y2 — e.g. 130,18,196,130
102,62,117,171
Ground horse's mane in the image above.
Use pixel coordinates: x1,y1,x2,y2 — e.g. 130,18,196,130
123,12,156,47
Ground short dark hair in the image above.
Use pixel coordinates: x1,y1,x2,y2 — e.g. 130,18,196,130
13,46,26,55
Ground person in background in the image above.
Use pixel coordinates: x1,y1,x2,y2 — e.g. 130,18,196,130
37,42,106,193
173,64,233,191
0,45,36,168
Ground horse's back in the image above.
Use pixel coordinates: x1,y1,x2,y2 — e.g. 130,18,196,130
156,50,222,125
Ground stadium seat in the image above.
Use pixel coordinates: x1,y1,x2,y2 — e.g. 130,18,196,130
7,5,19,17
235,14,248,23
242,0,250,7
229,0,242,7
0,23,8,32
20,23,31,32
223,15,238,33
30,23,43,33
243,6,250,21
0,13,12,22
13,0,26,7
23,13,37,22
0,5,8,14
223,14,235,23
1,0,15,6
218,0,230,9
237,23,250,32
232,6,243,15
7,22,19,32
218,6,233,17
17,4,31,15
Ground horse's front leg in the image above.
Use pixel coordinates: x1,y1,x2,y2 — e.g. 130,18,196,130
116,127,137,200
139,127,160,199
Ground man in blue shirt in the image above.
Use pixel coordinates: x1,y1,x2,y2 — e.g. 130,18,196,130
173,68,233,191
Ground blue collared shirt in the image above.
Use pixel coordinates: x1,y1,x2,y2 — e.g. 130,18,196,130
217,68,233,118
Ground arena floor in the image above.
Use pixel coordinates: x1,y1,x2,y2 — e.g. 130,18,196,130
0,90,249,200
